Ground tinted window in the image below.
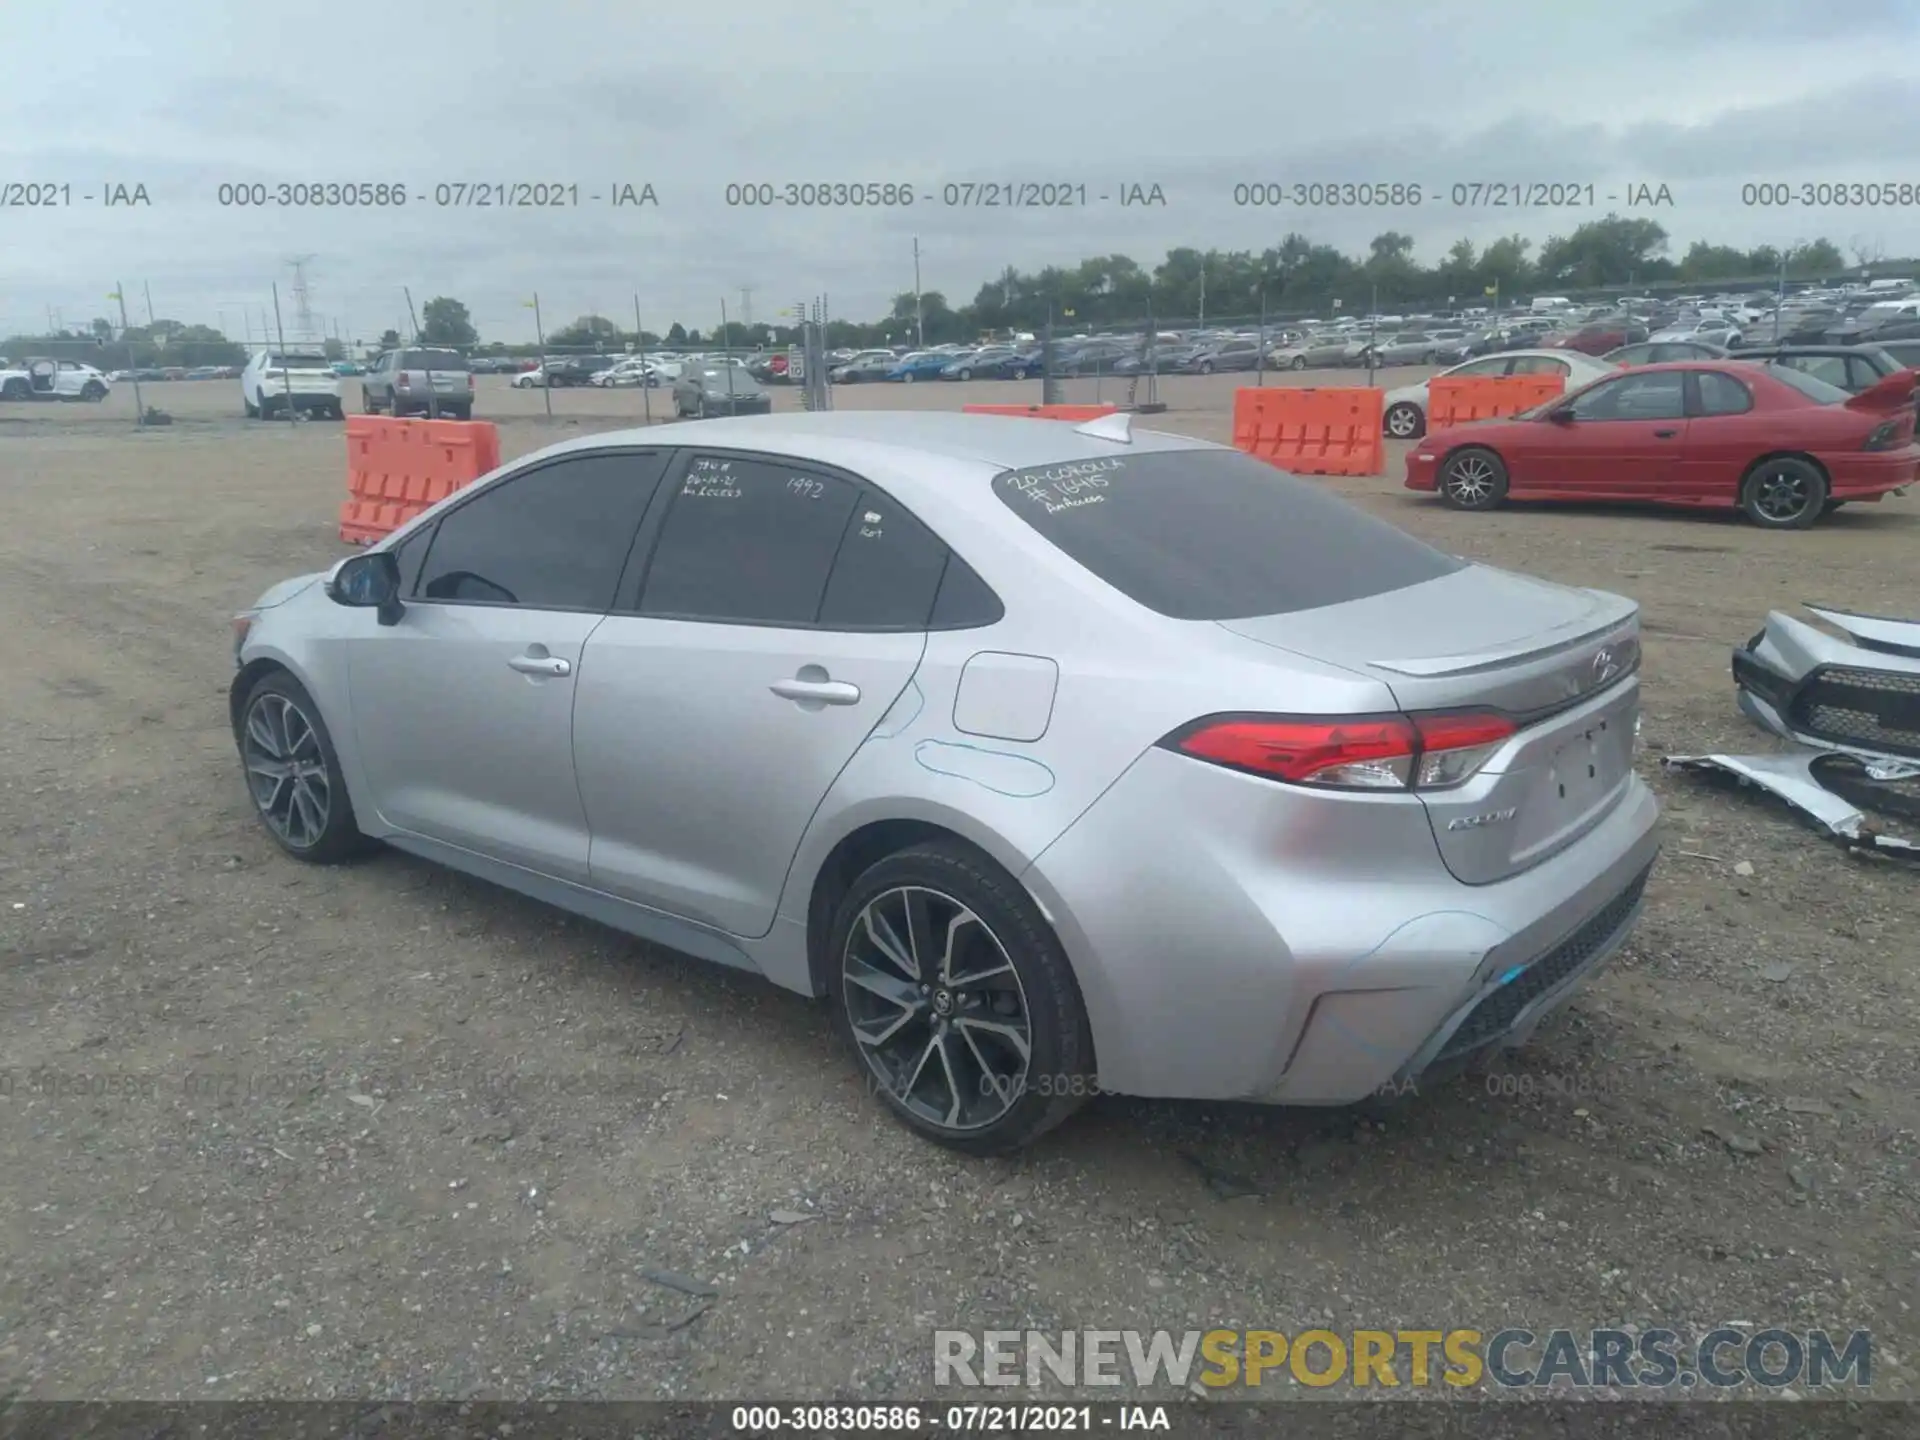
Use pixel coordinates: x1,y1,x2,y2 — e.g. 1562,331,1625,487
401,349,470,371
1848,355,1890,391
992,448,1462,621
415,452,664,609
639,456,860,624
389,522,436,594
1454,357,1512,376
1694,371,1753,416
1763,365,1852,404
1508,355,1571,376
1566,371,1686,420
929,554,1004,628
817,491,952,629
1779,354,1851,390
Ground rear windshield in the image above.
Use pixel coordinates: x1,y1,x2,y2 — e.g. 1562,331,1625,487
992,448,1464,620
400,349,470,371
1762,364,1853,404
269,354,328,369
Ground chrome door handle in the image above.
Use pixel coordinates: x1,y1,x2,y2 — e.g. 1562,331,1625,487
508,654,571,677
770,677,861,705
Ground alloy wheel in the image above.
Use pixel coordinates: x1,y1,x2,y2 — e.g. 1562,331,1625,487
841,885,1033,1133
242,693,332,849
1749,467,1812,523
1386,404,1420,438
1444,454,1499,505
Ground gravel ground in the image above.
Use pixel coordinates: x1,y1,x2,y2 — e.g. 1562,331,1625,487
2,371,1916,1404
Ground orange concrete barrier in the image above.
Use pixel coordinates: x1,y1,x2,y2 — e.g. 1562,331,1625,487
962,403,1119,421
1232,387,1384,477
340,416,501,544
1426,374,1565,429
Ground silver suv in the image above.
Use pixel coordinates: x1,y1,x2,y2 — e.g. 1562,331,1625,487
361,348,474,419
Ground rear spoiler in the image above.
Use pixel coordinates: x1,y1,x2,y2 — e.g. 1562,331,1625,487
1845,368,1918,412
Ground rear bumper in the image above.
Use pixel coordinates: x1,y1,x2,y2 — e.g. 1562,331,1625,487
1824,445,1919,500
1023,747,1660,1104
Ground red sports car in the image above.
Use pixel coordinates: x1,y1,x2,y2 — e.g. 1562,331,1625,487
1405,360,1919,528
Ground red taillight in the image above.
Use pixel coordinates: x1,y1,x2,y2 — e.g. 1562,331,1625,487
1864,419,1906,451
467,372,476,390
1166,711,1517,791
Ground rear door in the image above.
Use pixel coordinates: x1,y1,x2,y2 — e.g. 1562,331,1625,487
1673,368,1760,503
573,452,929,936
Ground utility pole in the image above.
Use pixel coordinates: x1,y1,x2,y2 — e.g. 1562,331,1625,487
143,281,154,326
111,283,145,421
289,256,317,343
739,286,754,332
633,294,652,426
271,281,295,422
1197,261,1206,329
912,237,924,348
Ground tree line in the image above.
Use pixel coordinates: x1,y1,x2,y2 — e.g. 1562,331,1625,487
7,218,1911,364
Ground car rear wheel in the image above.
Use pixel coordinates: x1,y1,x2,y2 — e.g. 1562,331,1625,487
81,380,107,401
1,377,28,400
243,394,259,418
1385,402,1425,439
1741,457,1827,529
958,369,973,381
825,841,1095,1155
327,402,346,421
1439,447,1509,510
238,672,370,865
1198,359,1215,374
902,372,916,383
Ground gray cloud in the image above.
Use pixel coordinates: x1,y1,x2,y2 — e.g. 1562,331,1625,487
3,0,1918,341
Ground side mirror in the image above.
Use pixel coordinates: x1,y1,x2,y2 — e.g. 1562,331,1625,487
1546,407,1576,423
327,550,404,626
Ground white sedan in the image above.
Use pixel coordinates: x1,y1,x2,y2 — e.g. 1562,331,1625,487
0,358,112,402
591,358,679,387
1380,350,1618,439
510,366,553,389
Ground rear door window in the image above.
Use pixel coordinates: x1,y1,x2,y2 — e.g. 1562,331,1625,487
991,448,1462,621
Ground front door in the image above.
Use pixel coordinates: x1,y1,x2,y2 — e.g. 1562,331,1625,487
1522,369,1689,496
346,449,668,881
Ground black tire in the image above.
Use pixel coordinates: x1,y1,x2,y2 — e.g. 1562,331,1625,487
958,369,973,381
447,405,471,421
236,671,372,865
1198,359,1215,374
1,377,28,400
1384,402,1425,440
258,396,277,421
824,840,1095,1155
695,395,708,418
81,380,107,401
1740,457,1827,529
361,388,379,413
328,402,346,421
902,372,916,384
1438,446,1509,511
389,397,409,418
1290,355,1307,370
243,394,259,418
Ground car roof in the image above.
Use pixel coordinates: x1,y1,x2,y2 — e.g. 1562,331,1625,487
506,409,1215,484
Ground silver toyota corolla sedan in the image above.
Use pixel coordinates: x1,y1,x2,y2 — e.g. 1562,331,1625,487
230,411,1660,1153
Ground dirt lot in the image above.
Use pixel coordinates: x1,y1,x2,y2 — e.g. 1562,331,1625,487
2,369,1917,1404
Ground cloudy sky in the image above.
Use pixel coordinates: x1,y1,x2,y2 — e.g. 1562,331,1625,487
4,0,1919,343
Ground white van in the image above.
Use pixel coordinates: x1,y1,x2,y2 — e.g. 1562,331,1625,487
1529,296,1572,314
241,349,342,420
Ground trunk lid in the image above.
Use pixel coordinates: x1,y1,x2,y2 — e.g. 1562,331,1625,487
1217,565,1642,884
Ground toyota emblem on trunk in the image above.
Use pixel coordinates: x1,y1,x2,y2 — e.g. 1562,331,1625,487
1591,647,1619,686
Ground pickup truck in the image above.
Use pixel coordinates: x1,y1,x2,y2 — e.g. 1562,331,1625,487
360,348,475,419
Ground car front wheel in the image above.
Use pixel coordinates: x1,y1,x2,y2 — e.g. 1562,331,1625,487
1438,447,1509,511
826,841,1095,1155
1741,457,1827,529
237,671,370,864
81,380,107,401
1290,355,1307,370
